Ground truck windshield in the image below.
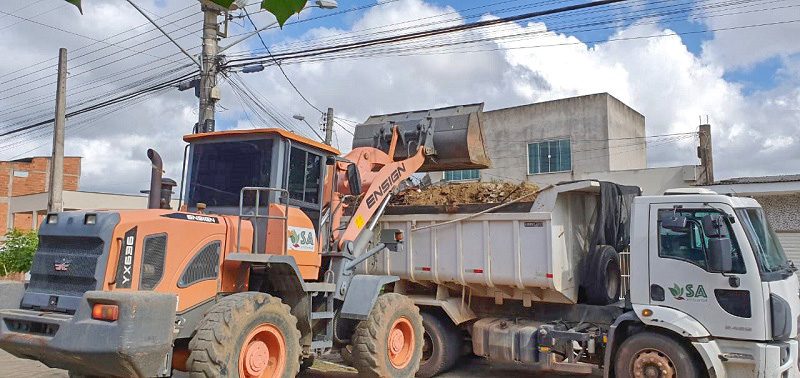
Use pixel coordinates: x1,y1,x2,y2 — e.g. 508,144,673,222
736,208,790,276
187,139,273,207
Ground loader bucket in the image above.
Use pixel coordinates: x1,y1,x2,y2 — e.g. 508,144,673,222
351,103,491,172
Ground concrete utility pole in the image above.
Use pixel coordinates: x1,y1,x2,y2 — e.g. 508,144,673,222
197,5,220,133
47,48,67,213
324,107,334,145
697,123,714,185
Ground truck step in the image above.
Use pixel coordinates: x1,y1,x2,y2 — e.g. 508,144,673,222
311,311,335,320
304,282,336,293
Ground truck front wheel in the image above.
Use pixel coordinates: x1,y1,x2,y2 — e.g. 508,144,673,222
351,293,424,377
187,292,301,378
614,332,700,378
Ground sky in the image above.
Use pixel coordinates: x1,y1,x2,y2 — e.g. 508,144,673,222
0,0,798,194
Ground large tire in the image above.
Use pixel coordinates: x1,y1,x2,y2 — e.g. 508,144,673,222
187,292,301,378
584,245,621,305
416,312,462,378
614,332,701,378
351,293,424,377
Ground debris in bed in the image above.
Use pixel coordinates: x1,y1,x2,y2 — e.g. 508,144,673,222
390,181,539,206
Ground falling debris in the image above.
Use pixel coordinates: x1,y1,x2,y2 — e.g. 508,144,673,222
390,181,539,206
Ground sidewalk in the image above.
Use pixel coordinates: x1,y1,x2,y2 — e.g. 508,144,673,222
0,349,65,378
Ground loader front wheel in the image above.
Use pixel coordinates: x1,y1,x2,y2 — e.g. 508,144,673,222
352,293,424,377
187,292,301,378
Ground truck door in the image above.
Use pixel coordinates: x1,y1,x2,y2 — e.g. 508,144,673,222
648,203,767,340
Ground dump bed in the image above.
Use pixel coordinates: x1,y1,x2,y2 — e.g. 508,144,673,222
357,181,603,305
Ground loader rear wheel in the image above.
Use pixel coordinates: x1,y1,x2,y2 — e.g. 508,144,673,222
416,312,462,378
614,332,700,378
352,293,424,377
187,292,301,378
584,245,621,305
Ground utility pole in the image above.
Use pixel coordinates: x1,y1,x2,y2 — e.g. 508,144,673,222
47,48,66,213
324,107,334,145
697,123,714,185
197,5,220,133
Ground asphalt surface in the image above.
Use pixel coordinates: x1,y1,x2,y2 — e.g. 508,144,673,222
0,348,597,377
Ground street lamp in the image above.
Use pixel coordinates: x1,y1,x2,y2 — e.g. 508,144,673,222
219,0,338,53
293,114,324,141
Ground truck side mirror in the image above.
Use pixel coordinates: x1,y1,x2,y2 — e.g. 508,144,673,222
708,237,734,273
347,163,362,196
660,213,688,231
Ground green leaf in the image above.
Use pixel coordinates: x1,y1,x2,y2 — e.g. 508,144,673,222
65,0,83,14
668,284,683,298
208,0,237,8
261,0,308,27
0,229,39,275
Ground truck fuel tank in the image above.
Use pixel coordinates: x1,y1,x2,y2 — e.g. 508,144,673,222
351,103,490,172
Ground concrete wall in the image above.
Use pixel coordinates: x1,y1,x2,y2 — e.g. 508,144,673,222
577,165,700,196
750,194,800,233
606,94,647,171
8,191,180,231
430,93,649,187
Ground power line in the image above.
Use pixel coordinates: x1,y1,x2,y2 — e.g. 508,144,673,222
242,7,324,114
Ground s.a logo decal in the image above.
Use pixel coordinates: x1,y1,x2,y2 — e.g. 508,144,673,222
287,226,316,252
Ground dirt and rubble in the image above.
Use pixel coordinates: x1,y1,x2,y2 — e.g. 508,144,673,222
390,181,539,206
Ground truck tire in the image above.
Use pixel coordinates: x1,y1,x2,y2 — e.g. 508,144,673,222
351,293,424,377
614,332,701,378
585,245,621,305
416,312,462,378
187,292,301,378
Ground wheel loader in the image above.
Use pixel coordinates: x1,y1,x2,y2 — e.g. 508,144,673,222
0,105,489,378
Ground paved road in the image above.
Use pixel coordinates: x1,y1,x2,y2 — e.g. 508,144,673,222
0,348,594,377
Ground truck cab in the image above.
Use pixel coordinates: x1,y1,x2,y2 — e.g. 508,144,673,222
624,189,800,377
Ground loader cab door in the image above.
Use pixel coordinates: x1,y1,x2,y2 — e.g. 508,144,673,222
648,203,767,340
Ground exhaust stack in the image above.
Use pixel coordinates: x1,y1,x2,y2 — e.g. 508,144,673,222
147,149,163,210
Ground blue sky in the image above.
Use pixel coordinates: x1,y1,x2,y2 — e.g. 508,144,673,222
228,0,784,97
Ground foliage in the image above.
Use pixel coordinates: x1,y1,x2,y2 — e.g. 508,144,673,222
64,0,308,27
0,229,39,276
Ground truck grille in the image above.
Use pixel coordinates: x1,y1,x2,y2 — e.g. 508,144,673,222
26,236,105,296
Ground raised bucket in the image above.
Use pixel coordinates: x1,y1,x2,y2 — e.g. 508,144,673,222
351,103,491,172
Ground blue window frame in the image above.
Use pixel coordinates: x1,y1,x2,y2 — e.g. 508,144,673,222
528,139,571,174
444,169,480,182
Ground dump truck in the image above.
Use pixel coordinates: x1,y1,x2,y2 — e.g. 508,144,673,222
352,180,800,377
0,105,491,377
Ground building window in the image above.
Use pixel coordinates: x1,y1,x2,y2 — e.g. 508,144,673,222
528,139,571,174
444,169,480,182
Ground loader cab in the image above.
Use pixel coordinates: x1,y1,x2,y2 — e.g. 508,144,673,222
182,129,339,254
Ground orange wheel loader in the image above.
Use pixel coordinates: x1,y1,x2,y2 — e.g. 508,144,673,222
0,105,489,378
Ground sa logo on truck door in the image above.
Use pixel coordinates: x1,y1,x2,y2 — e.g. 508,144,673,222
668,283,708,302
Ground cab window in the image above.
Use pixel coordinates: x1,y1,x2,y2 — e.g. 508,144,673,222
288,147,322,205
658,209,745,273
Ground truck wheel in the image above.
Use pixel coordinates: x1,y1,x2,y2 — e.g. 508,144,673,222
416,312,462,378
187,292,301,378
351,293,424,377
585,245,621,305
614,332,700,378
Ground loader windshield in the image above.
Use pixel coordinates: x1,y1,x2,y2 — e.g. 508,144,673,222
187,139,274,207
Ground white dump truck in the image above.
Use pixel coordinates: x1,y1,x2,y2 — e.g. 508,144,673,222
356,180,800,377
